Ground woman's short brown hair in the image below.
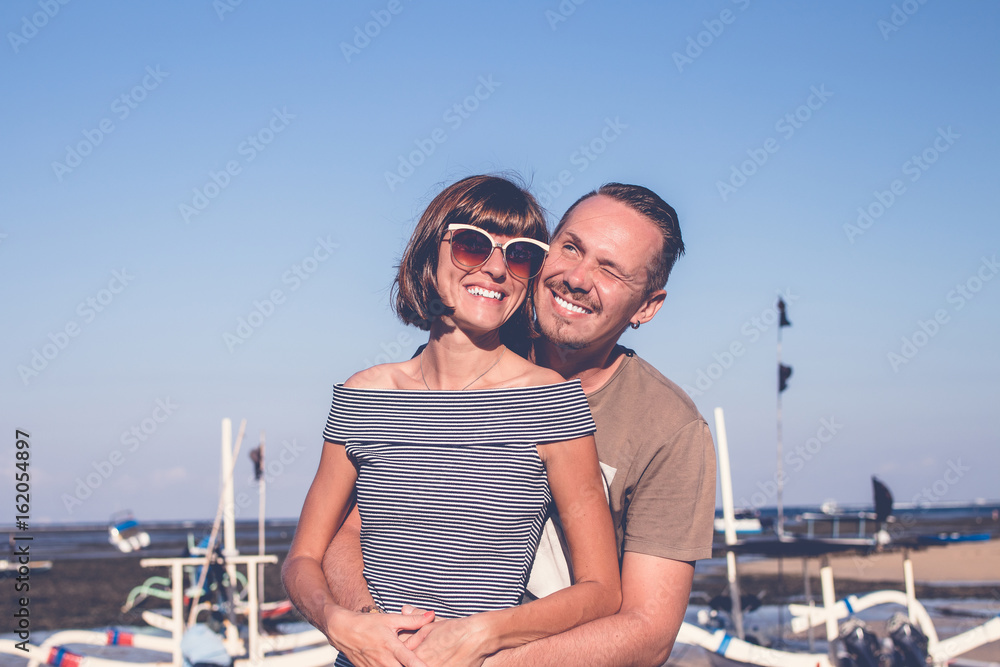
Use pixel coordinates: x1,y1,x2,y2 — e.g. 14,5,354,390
393,174,548,352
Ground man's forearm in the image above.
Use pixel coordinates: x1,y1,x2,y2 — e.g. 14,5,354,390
485,553,693,667
483,608,674,667
321,505,376,610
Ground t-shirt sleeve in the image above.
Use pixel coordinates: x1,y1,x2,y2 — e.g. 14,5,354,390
322,385,351,444
521,381,596,444
623,419,717,561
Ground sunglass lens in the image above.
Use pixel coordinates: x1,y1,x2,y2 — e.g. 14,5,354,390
505,242,546,279
451,229,492,267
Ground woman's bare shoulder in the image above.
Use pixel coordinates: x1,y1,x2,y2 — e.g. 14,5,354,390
343,359,420,389
504,354,568,388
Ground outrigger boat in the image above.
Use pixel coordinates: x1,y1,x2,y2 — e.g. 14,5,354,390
108,511,151,554
1,420,341,667
673,407,1000,667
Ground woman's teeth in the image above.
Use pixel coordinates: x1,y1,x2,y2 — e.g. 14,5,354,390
467,286,503,300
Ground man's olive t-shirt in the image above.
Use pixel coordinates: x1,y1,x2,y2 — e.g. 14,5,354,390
526,347,717,596
587,347,717,561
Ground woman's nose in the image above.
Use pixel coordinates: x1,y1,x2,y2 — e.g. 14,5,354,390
479,245,507,281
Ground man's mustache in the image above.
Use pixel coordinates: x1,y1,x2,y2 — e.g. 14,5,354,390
541,278,600,315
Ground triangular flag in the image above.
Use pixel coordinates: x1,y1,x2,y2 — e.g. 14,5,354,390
778,364,793,392
778,298,791,327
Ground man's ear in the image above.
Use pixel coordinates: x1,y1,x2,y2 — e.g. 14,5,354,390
632,289,666,326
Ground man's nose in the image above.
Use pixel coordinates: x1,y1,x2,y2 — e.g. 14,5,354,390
562,260,593,292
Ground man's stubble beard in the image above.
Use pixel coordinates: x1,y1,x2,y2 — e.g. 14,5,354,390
536,277,601,351
536,311,591,351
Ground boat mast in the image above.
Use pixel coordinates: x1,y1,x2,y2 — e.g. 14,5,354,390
776,296,792,537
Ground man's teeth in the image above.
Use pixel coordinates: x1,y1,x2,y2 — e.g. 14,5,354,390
467,286,503,300
554,294,590,314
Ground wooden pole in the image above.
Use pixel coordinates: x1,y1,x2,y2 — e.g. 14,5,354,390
257,431,266,608
714,407,745,640
186,418,246,628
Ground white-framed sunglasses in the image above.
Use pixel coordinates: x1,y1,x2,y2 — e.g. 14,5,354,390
444,224,549,280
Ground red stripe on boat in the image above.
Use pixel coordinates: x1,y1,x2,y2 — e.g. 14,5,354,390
107,629,134,646
47,647,84,667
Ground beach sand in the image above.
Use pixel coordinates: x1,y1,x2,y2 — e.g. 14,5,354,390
734,537,1000,584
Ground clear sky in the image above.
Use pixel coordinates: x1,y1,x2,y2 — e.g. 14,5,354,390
2,2,998,523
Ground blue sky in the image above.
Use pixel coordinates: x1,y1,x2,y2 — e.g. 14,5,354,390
2,2,998,523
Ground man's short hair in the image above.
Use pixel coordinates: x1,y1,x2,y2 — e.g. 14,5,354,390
555,183,684,296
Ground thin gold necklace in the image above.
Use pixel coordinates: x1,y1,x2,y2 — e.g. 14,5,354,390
420,346,506,390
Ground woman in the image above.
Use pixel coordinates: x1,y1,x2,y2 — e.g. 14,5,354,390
282,175,620,667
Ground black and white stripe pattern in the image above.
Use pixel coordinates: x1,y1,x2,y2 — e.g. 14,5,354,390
323,381,594,619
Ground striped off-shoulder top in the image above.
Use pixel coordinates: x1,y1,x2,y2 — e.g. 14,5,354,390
322,380,595,620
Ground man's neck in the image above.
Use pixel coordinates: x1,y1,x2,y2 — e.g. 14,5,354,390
533,339,626,395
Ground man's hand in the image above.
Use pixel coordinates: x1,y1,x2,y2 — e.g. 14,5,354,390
328,607,436,667
403,613,493,667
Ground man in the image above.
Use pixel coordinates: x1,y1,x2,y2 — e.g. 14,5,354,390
323,183,717,666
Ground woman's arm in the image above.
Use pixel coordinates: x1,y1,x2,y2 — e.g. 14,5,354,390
281,442,434,667
407,434,621,666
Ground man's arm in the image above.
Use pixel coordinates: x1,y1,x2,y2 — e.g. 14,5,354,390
321,505,378,611
484,552,693,667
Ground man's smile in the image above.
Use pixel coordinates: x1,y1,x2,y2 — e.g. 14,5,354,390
548,288,595,316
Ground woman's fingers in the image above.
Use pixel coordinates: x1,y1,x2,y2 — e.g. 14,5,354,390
390,610,435,633
337,612,434,667
401,623,434,651
401,604,430,615
389,641,432,667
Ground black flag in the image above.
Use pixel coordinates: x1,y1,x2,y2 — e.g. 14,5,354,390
778,298,791,327
872,476,893,525
250,445,263,481
778,364,792,392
